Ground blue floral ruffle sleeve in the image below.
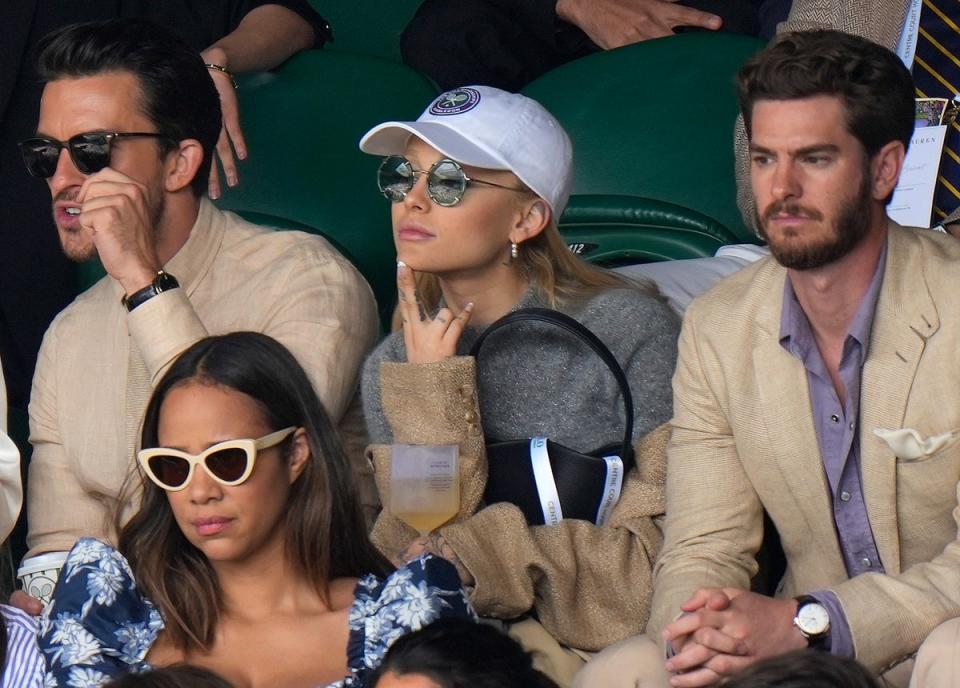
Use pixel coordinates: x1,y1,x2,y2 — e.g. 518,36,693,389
342,554,476,687
38,540,474,688
37,538,163,688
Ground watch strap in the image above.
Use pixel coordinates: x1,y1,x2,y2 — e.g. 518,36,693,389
122,270,179,312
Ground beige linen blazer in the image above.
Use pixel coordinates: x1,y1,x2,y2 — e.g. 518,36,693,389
650,224,960,671
734,0,913,229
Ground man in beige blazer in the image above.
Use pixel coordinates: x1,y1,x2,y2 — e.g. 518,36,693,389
576,30,960,688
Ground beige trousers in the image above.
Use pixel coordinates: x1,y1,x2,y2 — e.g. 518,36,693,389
572,620,960,688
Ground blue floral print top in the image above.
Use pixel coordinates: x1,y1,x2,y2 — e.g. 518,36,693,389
38,539,475,688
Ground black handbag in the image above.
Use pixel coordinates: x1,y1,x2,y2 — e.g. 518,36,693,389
469,307,635,526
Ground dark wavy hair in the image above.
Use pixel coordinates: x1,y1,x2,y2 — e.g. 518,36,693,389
723,650,879,688
36,18,222,196
118,332,391,650
367,618,559,688
105,665,234,688
737,30,915,159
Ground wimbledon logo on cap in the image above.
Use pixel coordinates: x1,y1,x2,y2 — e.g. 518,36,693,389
430,87,481,116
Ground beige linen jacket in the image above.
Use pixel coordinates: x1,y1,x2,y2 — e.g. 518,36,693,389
368,357,669,653
649,223,960,671
27,199,379,555
734,0,915,230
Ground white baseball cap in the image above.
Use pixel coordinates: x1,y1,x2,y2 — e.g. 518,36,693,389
359,85,573,216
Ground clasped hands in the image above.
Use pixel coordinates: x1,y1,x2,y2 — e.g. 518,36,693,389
661,588,807,687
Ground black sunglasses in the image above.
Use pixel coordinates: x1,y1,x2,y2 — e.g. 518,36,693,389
18,131,169,179
377,155,527,206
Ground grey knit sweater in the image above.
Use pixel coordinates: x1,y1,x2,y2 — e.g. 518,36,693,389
362,286,679,452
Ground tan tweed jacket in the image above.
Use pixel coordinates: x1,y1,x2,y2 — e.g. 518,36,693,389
649,223,960,672
734,0,916,231
367,357,669,652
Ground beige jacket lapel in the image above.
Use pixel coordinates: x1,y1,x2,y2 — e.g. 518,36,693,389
750,266,846,571
860,225,939,574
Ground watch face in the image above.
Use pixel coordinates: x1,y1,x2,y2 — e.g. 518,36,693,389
155,272,179,291
797,602,830,636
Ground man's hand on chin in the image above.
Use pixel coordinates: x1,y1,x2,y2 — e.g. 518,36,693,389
76,167,162,295
662,589,808,687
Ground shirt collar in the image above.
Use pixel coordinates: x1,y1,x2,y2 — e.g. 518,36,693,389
779,238,888,361
163,197,226,295
109,197,225,301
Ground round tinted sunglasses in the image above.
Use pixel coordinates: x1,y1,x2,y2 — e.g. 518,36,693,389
377,155,527,207
137,427,297,492
19,131,169,178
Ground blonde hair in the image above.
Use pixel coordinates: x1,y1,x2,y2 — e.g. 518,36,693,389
392,218,661,330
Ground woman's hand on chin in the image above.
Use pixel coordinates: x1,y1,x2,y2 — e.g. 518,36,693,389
397,261,473,364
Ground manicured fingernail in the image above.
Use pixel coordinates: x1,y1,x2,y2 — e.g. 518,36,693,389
397,260,407,273
465,302,474,310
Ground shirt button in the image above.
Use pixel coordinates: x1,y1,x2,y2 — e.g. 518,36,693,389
830,414,840,423
861,557,872,568
464,410,476,422
840,491,851,502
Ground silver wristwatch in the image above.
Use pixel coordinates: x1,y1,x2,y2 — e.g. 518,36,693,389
793,595,830,648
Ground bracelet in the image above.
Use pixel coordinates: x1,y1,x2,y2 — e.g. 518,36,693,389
204,63,237,89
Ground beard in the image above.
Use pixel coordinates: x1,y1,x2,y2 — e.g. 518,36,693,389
754,173,873,271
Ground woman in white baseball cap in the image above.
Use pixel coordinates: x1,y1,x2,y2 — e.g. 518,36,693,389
359,86,680,682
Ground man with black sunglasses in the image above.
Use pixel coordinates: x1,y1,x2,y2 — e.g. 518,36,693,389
13,18,379,613
0,0,330,419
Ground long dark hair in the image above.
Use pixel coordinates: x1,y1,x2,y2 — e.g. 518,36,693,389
118,332,391,650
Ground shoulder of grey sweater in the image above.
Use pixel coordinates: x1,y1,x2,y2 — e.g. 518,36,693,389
564,287,680,354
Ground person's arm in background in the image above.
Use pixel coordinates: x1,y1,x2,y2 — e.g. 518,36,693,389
0,360,22,545
554,0,721,48
198,2,331,198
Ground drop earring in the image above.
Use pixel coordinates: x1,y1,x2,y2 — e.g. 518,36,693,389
510,241,519,260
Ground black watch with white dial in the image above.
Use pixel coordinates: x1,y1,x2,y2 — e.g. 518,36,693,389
793,595,830,649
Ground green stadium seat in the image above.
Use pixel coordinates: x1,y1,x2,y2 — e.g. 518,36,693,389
523,33,766,262
214,51,438,325
310,0,423,62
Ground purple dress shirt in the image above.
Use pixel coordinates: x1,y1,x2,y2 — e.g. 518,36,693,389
777,243,888,657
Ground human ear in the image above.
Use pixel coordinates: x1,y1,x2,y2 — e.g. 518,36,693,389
286,427,311,484
870,140,906,202
163,138,205,193
510,197,551,246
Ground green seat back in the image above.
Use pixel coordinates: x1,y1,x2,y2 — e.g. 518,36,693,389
563,195,743,265
523,33,765,259
215,51,438,325
310,0,423,62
